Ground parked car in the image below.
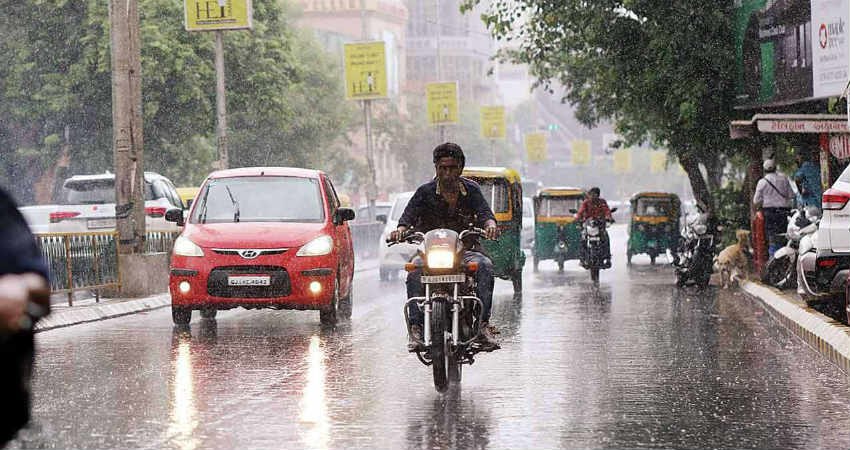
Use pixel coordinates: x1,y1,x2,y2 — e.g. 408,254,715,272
814,167,850,303
355,202,392,224
166,167,355,326
378,191,415,281
17,204,60,234
522,196,533,249
48,171,183,233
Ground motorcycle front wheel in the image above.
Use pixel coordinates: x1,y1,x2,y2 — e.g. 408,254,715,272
430,300,458,392
590,267,599,284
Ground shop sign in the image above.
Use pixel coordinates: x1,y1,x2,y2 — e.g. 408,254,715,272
757,120,849,133
830,134,850,159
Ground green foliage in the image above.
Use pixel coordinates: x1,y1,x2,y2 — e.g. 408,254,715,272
714,183,750,247
0,0,357,201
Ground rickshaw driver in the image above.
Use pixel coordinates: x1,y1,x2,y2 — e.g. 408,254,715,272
389,143,501,352
575,187,614,268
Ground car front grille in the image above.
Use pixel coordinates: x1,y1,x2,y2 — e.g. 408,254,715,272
207,265,291,298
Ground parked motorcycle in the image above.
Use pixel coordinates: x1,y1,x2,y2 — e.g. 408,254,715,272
572,208,617,284
761,206,820,289
387,226,496,393
674,208,721,288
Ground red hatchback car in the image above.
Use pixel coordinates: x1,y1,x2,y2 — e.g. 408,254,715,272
165,167,355,325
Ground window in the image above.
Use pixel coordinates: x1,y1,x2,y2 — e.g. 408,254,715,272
635,198,673,217
62,178,154,204
539,196,583,217
475,179,510,213
191,177,324,223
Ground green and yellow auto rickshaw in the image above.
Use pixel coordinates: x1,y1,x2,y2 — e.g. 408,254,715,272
627,192,681,265
532,187,586,272
462,167,526,294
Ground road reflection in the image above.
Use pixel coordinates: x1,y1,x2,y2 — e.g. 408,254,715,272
167,326,200,450
405,390,491,450
300,335,330,450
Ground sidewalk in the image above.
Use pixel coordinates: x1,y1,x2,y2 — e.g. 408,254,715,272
739,280,850,373
35,257,381,332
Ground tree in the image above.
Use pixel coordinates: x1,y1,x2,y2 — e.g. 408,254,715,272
460,0,739,209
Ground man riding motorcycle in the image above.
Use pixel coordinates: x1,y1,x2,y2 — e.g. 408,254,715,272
389,143,501,352
575,187,613,268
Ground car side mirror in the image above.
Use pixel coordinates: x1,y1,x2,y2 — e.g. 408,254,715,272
165,208,184,226
336,207,355,223
376,214,387,224
569,208,578,214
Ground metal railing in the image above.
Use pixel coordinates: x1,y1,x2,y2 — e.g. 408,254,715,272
349,221,385,259
34,230,180,305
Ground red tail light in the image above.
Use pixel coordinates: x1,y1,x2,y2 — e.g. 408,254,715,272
822,189,850,210
818,258,837,268
145,207,167,217
49,211,81,223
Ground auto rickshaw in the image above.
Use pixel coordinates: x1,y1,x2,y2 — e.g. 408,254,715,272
627,192,681,265
532,187,586,272
461,167,526,293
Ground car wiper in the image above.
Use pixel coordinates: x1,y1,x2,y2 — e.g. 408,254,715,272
225,186,240,222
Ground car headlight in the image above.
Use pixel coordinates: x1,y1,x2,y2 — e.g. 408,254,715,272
297,235,333,256
173,236,204,257
427,249,455,269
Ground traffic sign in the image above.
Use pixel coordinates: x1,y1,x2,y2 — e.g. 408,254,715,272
426,82,458,125
571,140,590,166
184,0,253,31
525,133,547,162
650,151,667,173
613,149,632,174
480,106,506,139
344,42,388,100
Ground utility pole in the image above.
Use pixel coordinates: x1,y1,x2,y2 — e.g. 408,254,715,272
109,0,145,254
361,0,377,221
435,0,444,143
215,30,228,169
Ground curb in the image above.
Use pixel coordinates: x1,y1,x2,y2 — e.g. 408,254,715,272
34,294,171,333
740,280,850,373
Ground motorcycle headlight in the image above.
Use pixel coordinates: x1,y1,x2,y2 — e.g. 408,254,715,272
586,226,599,236
173,236,204,257
427,249,455,269
297,235,333,256
693,224,707,235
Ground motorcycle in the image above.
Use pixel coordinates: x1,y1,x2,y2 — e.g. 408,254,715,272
554,224,569,272
674,209,721,288
387,226,497,393
761,206,820,289
572,208,617,284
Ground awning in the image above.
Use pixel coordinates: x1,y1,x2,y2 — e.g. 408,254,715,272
729,114,848,139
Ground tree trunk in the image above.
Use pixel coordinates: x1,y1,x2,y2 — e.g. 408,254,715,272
679,152,713,212
703,155,724,194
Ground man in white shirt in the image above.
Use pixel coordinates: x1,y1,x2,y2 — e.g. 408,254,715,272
753,159,794,257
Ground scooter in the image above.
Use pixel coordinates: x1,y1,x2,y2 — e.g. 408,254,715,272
761,206,819,289
674,208,720,288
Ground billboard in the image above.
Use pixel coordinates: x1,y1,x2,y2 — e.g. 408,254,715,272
735,0,848,108
184,0,253,31
344,42,388,100
426,82,458,125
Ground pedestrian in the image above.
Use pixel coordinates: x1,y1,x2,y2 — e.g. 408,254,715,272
753,159,794,258
0,186,50,445
794,150,822,209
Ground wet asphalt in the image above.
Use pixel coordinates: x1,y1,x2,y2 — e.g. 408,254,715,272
8,225,850,449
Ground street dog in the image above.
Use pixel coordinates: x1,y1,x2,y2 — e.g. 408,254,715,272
714,229,751,288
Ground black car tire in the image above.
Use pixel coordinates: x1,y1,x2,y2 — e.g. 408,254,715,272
200,308,217,319
172,306,191,325
338,276,352,320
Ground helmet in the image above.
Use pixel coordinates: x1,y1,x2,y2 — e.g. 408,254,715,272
763,159,776,172
433,143,465,169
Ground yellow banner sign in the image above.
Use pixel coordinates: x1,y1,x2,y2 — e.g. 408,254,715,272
480,106,506,139
184,0,253,31
525,133,547,163
650,151,667,174
344,42,388,100
613,149,632,174
426,82,458,125
571,140,591,166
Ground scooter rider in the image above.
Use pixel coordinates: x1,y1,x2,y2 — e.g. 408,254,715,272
389,143,500,352
575,187,614,268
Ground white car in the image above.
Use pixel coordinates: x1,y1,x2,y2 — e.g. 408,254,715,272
522,196,533,248
378,191,416,281
18,204,60,234
813,167,850,296
48,171,183,233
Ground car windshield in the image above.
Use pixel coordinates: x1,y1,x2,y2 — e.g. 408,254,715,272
636,198,673,216
62,179,154,204
391,195,413,221
539,196,582,217
475,179,510,213
191,176,324,223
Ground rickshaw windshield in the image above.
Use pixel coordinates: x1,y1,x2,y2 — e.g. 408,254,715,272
477,179,510,213
635,197,673,217
539,196,582,217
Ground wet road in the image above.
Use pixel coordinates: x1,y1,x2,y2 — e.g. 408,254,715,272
10,226,850,449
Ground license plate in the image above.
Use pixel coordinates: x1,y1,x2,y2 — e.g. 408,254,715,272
421,274,466,284
588,237,601,241
227,275,271,286
87,218,116,229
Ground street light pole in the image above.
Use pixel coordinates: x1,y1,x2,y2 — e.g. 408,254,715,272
215,30,228,169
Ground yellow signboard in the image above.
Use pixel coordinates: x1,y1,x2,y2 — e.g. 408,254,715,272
525,133,547,162
571,140,591,166
426,82,458,125
184,0,253,31
650,151,667,173
344,42,388,100
480,106,506,139
613,149,632,174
